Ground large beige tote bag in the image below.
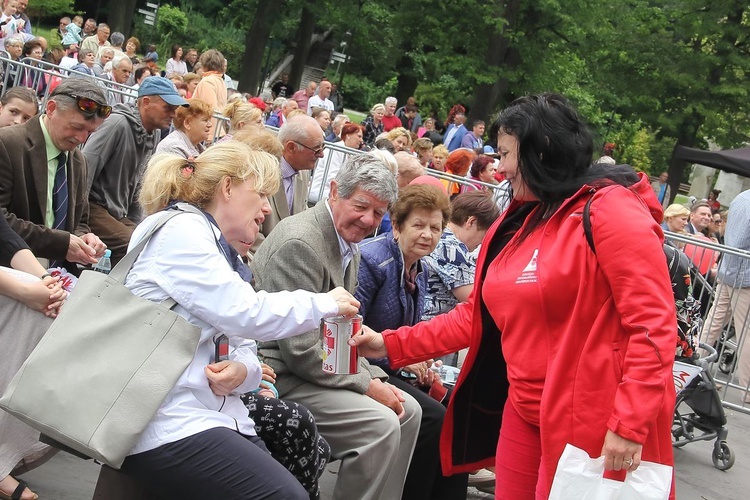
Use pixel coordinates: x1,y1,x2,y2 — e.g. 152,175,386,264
0,208,201,468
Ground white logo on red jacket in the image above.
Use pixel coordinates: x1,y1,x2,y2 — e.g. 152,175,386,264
516,249,539,284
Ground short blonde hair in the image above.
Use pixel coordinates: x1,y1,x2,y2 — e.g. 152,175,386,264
370,103,385,115
173,98,212,131
286,109,306,119
432,145,449,158
183,72,201,85
385,127,412,147
222,100,262,134
139,142,280,215
664,203,690,220
232,128,284,159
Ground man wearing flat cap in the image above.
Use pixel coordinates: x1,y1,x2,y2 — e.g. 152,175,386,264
0,78,108,272
83,76,188,264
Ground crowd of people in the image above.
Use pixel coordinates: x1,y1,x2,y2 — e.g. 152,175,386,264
0,5,746,500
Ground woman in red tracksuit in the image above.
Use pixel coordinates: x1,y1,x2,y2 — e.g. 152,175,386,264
353,93,677,499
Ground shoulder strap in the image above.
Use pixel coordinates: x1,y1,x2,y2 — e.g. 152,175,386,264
582,194,596,255
108,203,205,284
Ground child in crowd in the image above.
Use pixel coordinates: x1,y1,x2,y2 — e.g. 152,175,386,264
0,87,37,127
0,0,25,39
60,22,82,51
72,15,83,28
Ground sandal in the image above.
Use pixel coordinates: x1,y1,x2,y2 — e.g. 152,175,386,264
0,478,38,500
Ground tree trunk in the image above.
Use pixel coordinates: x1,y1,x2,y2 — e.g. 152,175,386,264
237,0,286,95
394,41,418,105
667,112,704,204
107,0,137,37
288,2,317,91
467,0,522,127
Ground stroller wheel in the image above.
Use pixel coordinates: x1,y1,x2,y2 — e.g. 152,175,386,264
711,441,735,470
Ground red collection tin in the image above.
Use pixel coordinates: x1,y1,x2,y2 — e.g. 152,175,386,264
321,315,362,374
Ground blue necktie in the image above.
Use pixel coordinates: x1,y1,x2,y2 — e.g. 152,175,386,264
52,153,68,230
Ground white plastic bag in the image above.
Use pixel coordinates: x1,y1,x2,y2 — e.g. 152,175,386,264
549,444,672,500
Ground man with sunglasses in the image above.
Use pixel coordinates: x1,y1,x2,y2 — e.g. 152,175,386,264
0,78,108,271
83,76,188,265
252,114,324,253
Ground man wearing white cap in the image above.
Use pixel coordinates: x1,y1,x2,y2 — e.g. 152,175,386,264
83,76,188,264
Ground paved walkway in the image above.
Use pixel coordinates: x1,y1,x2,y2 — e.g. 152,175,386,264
17,405,750,499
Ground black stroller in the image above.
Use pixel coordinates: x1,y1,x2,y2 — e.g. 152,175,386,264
667,245,735,470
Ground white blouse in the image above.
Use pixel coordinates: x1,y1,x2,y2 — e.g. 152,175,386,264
125,210,338,454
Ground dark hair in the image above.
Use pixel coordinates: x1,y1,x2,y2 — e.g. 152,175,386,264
495,93,637,240
690,201,711,214
405,105,418,113
450,190,500,229
470,155,494,178
391,184,451,230
22,39,43,58
374,137,395,154
472,120,485,128
171,44,182,59
134,66,151,82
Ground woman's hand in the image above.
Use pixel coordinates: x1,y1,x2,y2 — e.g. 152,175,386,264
327,286,360,317
601,430,643,472
17,279,66,317
205,360,248,396
349,324,387,359
259,362,276,389
401,360,436,386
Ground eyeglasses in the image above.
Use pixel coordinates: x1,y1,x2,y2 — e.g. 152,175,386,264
58,93,112,118
292,140,325,155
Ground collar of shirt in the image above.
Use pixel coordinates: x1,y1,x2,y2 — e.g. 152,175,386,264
280,156,298,180
325,199,358,273
40,114,64,163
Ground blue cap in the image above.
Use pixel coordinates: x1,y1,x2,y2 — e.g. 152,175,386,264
137,76,189,107
483,145,498,156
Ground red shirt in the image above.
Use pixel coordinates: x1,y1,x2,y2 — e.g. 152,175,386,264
382,114,401,132
484,229,546,425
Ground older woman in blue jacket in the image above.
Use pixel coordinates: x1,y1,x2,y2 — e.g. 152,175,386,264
355,183,467,500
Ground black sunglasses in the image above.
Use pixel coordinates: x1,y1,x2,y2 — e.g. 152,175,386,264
58,93,112,118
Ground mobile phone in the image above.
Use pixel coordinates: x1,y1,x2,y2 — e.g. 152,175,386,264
213,334,229,363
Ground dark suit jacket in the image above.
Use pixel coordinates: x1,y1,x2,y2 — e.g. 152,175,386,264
251,166,310,253
0,115,90,260
252,201,387,397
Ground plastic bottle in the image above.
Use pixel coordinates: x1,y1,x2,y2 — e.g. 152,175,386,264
92,249,112,274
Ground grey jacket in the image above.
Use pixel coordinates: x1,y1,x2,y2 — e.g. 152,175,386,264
252,201,387,396
83,102,159,222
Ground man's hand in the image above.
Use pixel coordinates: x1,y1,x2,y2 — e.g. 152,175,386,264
80,232,107,258
349,324,387,358
66,234,98,264
327,286,360,317
205,360,248,397
365,379,405,418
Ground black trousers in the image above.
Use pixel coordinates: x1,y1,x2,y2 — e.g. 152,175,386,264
390,376,469,500
121,427,308,500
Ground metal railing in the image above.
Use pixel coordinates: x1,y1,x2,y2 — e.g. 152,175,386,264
0,56,508,203
665,230,750,414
